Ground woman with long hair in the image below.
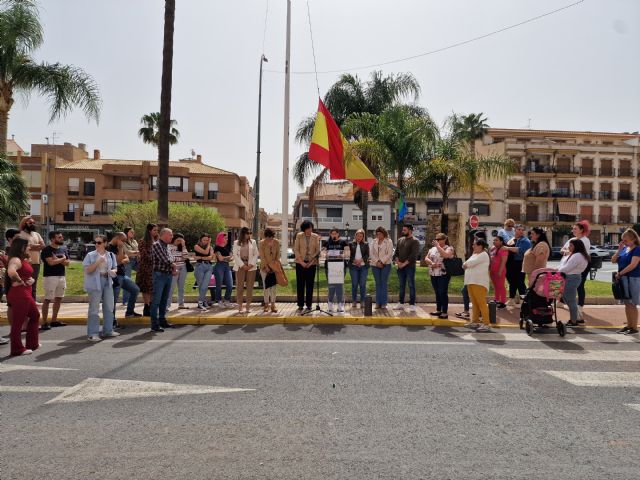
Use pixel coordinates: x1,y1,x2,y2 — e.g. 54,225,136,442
489,235,509,309
612,228,640,335
463,239,492,332
348,229,370,308
213,232,234,308
424,233,454,318
560,220,591,320
523,227,550,279
369,226,393,309
5,237,40,355
168,233,189,310
558,238,590,327
194,233,215,310
135,223,159,316
232,227,259,313
259,228,281,313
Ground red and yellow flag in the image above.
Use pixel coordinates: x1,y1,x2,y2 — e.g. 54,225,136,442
307,99,377,192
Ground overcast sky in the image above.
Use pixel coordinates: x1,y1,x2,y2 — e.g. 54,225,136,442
8,0,640,213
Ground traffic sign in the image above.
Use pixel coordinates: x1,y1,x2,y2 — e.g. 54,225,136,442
469,215,479,229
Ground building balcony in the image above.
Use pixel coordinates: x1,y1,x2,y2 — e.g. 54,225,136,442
101,189,145,201
551,189,579,198
525,190,552,199
522,165,553,175
616,192,635,201
599,168,615,177
579,167,595,176
617,216,633,224
523,214,555,223
598,215,613,224
579,214,595,223
618,168,634,177
507,190,523,198
577,192,595,200
599,191,614,201
554,166,580,176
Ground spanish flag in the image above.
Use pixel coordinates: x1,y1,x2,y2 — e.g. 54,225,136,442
308,99,377,192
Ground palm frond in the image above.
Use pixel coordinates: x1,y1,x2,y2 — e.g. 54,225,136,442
292,152,322,188
295,115,316,145
306,168,330,221
0,154,29,223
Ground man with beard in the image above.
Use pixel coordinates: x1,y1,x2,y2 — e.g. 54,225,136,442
392,224,421,312
40,231,70,330
18,216,45,301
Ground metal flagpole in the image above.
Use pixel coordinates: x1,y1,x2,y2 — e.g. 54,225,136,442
253,54,268,237
280,0,291,264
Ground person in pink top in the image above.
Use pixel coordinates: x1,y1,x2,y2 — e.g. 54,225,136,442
490,235,509,309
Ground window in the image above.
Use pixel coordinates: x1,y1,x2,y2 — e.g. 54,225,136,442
352,214,363,221
102,200,133,214
120,180,141,190
67,203,79,212
83,178,95,196
23,170,42,188
208,182,219,200
193,182,204,199
474,204,490,216
371,215,383,221
406,202,416,215
82,203,95,216
149,176,187,192
28,199,41,216
326,207,342,218
168,176,182,192
68,177,79,196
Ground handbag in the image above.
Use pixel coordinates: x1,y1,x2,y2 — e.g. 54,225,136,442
612,272,630,300
443,257,465,276
185,258,194,273
268,259,289,286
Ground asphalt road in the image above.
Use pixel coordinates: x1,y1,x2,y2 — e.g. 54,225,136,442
1,325,639,480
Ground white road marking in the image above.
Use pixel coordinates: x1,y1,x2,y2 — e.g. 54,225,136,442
0,364,76,373
37,339,473,346
451,332,595,343
489,348,640,362
0,386,67,393
626,404,640,412
544,371,640,387
45,377,254,404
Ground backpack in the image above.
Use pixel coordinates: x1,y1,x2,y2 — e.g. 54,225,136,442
532,270,565,300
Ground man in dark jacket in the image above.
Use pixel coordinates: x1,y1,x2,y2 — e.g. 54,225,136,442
392,224,420,311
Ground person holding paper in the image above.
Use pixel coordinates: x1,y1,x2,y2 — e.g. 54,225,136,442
324,228,349,313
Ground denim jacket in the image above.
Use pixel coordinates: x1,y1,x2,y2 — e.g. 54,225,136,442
83,250,117,292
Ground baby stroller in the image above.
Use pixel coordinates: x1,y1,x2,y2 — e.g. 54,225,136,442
519,268,567,337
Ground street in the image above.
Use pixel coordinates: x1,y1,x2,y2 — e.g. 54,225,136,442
1,325,639,479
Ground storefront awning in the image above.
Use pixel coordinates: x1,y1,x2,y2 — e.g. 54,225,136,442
557,201,578,215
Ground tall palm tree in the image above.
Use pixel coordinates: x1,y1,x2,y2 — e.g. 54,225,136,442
138,112,180,147
450,112,489,144
293,71,421,232
157,0,176,225
0,154,29,237
0,0,101,155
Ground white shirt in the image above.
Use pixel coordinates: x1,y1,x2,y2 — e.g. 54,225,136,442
558,253,589,275
463,251,491,290
560,236,591,266
354,244,362,262
369,238,394,266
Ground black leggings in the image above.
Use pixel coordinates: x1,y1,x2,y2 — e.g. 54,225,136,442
577,265,589,307
506,260,526,298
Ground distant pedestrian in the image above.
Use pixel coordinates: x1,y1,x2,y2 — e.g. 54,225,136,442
425,233,454,319
463,238,492,332
612,228,640,335
497,219,516,244
168,233,189,310
349,229,369,308
150,228,177,332
17,216,45,301
393,224,420,312
369,226,393,310
523,227,550,280
121,227,139,306
5,237,40,355
194,233,215,310
505,225,531,306
558,239,590,327
324,228,348,313
258,228,281,313
108,232,141,323
40,230,70,330
489,235,508,309
83,235,119,342
135,223,158,317
233,227,259,313
213,232,234,308
560,221,591,321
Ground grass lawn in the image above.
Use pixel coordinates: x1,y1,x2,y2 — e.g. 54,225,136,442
40,261,614,298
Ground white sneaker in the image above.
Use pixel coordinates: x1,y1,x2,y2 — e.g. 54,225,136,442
337,303,345,312
464,322,480,329
102,331,120,338
88,336,102,342
218,301,225,308
327,302,334,312
197,302,208,311
476,324,492,332
577,306,584,320
408,305,417,312
393,303,405,310
507,299,515,307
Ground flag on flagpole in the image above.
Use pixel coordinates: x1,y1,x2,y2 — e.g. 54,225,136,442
308,99,377,192
383,181,408,221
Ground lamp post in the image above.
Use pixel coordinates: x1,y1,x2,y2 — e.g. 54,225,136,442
345,222,350,242
253,53,268,237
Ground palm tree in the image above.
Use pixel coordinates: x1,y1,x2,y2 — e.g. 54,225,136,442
157,0,176,225
293,71,421,233
450,112,489,144
138,112,180,148
0,0,101,155
0,154,29,238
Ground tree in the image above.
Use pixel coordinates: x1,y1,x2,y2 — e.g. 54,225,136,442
0,154,29,229
450,112,489,144
0,0,101,155
138,112,180,147
111,201,225,247
157,0,176,226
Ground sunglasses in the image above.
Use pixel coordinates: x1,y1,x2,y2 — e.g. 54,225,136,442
95,241,104,244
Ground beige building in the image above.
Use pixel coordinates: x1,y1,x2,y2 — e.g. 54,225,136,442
6,140,255,240
480,128,640,244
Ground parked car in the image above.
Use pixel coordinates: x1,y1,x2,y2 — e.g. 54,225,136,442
589,246,611,260
69,243,95,260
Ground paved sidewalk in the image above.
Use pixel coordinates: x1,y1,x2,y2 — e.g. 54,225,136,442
0,301,627,328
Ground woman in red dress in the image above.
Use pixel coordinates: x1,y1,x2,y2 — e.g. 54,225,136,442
5,237,40,356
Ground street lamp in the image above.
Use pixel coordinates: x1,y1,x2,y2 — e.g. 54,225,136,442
345,222,350,242
253,53,268,237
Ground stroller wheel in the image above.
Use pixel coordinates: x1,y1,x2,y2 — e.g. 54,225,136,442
519,319,525,330
525,319,534,336
557,320,566,337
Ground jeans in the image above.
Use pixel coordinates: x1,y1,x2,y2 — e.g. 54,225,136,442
113,274,140,316
372,264,391,307
397,264,416,305
214,262,233,302
122,262,133,305
87,276,115,337
168,264,187,307
328,284,344,304
461,285,470,311
151,271,173,329
430,275,450,313
194,262,213,304
563,273,582,322
296,263,316,309
350,265,369,303
506,260,526,298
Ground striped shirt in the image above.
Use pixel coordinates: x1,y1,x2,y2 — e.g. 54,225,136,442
168,244,188,268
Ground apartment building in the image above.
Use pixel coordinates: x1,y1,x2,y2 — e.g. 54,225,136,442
6,140,255,240
266,212,294,244
481,128,640,244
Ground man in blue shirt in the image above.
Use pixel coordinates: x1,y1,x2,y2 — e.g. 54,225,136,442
504,224,531,306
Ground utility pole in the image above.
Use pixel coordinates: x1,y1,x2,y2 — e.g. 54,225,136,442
280,0,291,264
